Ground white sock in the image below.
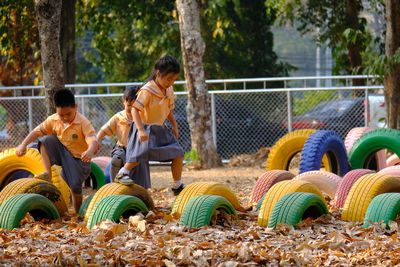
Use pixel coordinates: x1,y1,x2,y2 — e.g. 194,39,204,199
118,167,129,175
173,180,182,189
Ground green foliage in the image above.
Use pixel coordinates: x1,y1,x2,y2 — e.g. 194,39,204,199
184,149,200,164
293,90,337,115
361,46,400,82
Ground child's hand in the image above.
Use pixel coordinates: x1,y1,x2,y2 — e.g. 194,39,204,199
138,129,149,143
172,125,179,139
16,144,27,157
81,150,94,163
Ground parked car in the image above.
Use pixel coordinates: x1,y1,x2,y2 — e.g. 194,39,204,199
173,97,282,159
282,98,365,138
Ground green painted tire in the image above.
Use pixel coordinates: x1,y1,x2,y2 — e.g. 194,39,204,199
0,193,60,230
86,162,106,190
79,193,95,216
179,195,237,228
87,195,148,229
349,129,400,169
267,192,328,229
363,193,400,228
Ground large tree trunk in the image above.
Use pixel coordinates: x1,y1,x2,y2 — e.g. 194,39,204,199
346,0,364,97
60,0,76,86
176,0,221,168
35,0,65,116
384,0,400,129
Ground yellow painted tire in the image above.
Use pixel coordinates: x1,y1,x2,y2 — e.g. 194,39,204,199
257,180,325,227
0,178,68,216
84,182,154,221
0,148,70,206
171,182,241,217
341,173,400,222
266,129,330,172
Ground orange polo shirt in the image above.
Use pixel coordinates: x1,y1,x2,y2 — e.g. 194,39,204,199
100,110,131,147
34,112,97,158
133,80,174,126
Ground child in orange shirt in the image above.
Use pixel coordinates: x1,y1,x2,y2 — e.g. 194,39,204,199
16,89,99,213
116,55,185,195
97,86,150,188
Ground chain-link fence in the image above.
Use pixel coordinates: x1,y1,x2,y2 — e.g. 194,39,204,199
0,76,385,159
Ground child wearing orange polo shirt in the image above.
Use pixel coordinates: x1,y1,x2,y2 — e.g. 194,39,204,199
116,55,185,196
96,86,150,188
16,89,99,214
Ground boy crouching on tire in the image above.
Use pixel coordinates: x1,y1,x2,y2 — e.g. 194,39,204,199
16,89,99,214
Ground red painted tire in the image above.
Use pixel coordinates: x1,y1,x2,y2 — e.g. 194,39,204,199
249,170,295,205
378,166,400,177
344,127,386,170
91,157,111,171
386,154,400,167
294,171,342,199
334,169,375,208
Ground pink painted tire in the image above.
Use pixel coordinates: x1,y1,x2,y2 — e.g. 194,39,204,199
386,154,400,167
91,156,111,171
344,127,386,170
249,170,295,206
293,170,342,200
378,165,400,177
334,169,375,208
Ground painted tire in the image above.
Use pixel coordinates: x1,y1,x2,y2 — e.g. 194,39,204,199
341,173,400,222
250,170,295,205
334,169,375,208
91,156,111,171
84,182,154,221
266,129,330,172
294,171,342,199
267,192,328,229
179,195,237,228
299,130,348,176
257,180,325,227
104,162,111,183
378,166,400,177
386,154,400,167
0,178,68,216
86,195,148,229
363,193,400,228
171,182,241,217
79,193,95,216
0,148,70,206
349,129,400,170
83,162,106,189
0,193,60,230
344,127,386,170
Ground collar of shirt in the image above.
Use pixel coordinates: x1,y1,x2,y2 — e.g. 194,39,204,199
144,80,173,99
53,112,83,128
117,110,132,125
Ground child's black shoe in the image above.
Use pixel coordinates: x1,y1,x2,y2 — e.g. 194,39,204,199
171,184,186,196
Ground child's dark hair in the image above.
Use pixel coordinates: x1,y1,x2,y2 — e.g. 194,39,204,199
54,89,75,108
123,85,140,103
145,55,180,83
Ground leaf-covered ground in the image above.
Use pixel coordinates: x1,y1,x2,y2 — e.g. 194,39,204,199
1,165,400,266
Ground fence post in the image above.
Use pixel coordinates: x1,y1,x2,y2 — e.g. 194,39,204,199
286,81,293,133
28,98,33,132
211,93,217,148
365,87,369,126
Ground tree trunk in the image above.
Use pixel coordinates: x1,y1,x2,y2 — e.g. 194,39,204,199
176,0,221,168
345,0,364,97
35,0,65,116
384,0,400,129
60,0,76,86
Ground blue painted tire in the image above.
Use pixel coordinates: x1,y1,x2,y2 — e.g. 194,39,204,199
104,162,111,183
299,130,348,176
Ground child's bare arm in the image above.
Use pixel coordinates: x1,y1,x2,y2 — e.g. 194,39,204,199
16,131,40,156
132,107,149,142
96,129,107,143
81,139,99,162
167,111,179,139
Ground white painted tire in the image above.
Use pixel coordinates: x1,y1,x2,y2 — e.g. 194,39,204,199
294,170,342,199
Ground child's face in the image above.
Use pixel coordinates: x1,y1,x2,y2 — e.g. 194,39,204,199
123,99,133,115
156,71,179,90
56,104,77,124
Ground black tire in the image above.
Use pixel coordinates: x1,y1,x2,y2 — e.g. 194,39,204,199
267,192,328,229
86,195,148,229
179,195,237,228
299,130,348,176
363,193,400,228
0,193,60,230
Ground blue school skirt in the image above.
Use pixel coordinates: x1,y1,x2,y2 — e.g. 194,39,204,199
126,123,184,163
